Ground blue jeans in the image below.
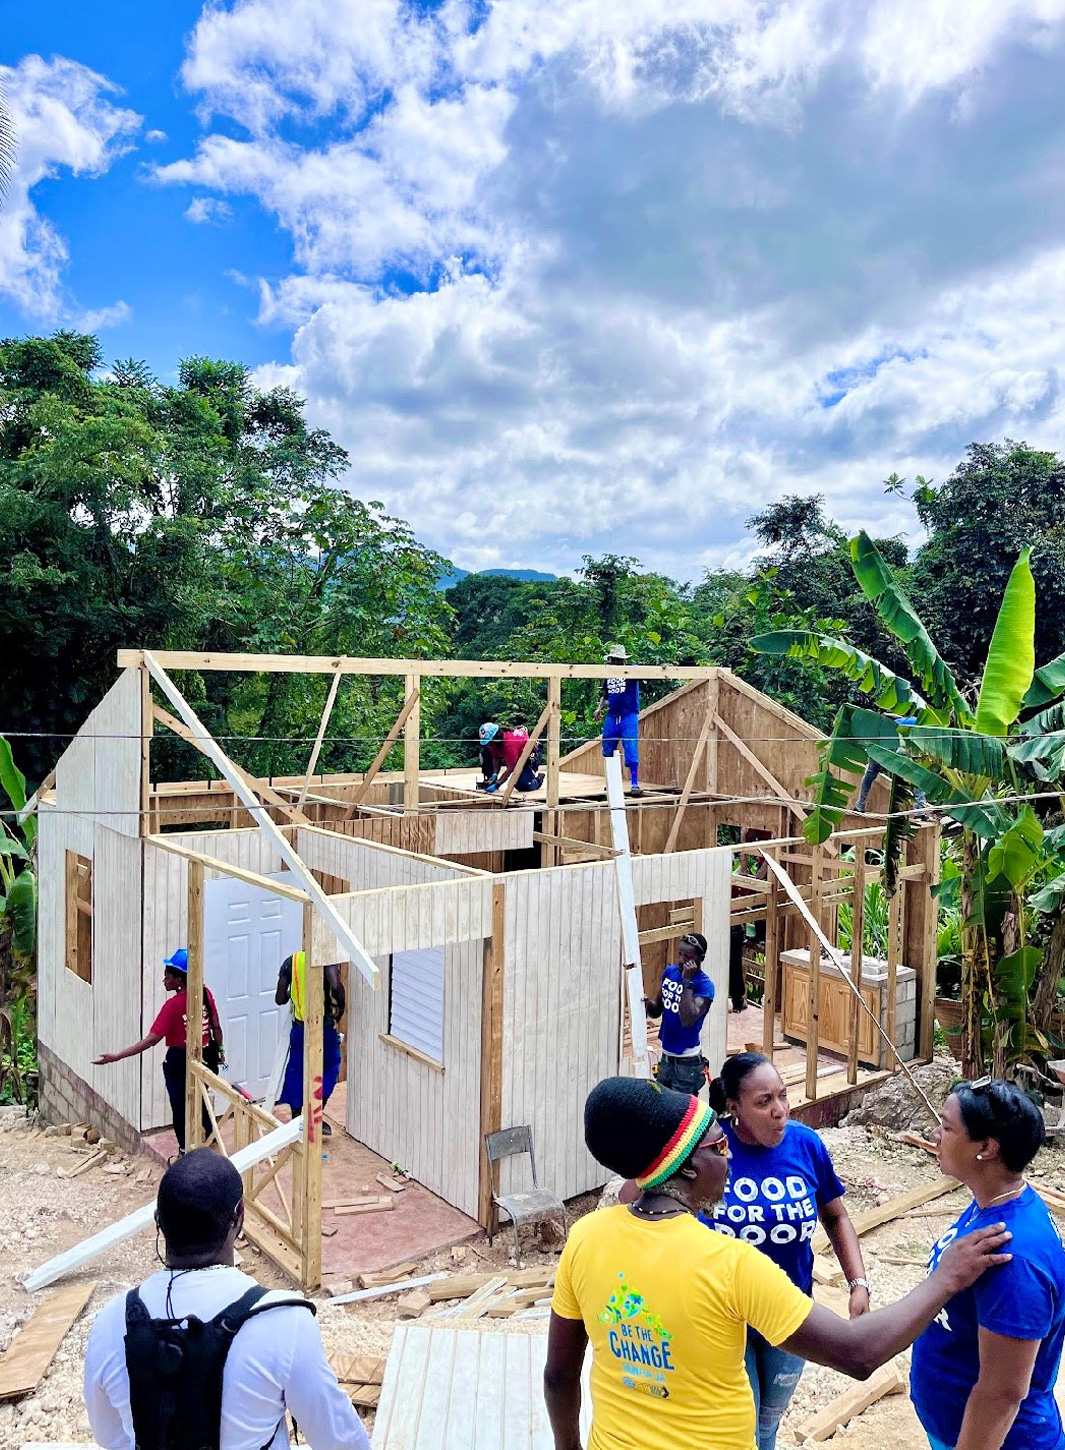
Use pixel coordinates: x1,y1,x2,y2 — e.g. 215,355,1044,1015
602,712,639,771
745,1330,804,1450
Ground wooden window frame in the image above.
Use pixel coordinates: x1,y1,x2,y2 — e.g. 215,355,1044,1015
65,851,93,985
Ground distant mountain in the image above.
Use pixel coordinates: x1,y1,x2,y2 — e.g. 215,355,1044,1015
438,566,558,590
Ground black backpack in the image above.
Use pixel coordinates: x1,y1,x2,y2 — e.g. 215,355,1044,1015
124,1285,316,1450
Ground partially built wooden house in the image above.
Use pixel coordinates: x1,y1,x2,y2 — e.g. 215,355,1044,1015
36,650,939,1286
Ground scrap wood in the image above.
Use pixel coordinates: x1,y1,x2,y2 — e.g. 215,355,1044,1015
812,1177,959,1255
357,1262,418,1289
330,1353,385,1386
349,1384,381,1408
334,1196,394,1217
324,1194,384,1209
376,1172,406,1194
330,1272,449,1306
811,1258,843,1287
397,1289,433,1318
793,1357,906,1442
424,1266,553,1302
874,1253,928,1267
812,1282,850,1318
0,1281,97,1402
60,1150,108,1180
454,1277,509,1320
898,1131,937,1154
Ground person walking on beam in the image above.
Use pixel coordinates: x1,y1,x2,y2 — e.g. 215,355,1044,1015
595,644,641,794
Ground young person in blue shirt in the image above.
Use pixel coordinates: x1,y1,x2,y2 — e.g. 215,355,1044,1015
701,1053,870,1450
595,645,641,793
911,1078,1065,1450
643,932,714,1094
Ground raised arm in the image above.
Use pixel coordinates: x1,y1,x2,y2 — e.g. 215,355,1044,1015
781,1223,1012,1380
93,1032,163,1066
677,979,711,1029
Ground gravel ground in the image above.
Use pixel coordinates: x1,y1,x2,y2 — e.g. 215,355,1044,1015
4,1087,1064,1450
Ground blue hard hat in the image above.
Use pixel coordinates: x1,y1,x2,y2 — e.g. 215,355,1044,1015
479,722,499,744
163,948,189,974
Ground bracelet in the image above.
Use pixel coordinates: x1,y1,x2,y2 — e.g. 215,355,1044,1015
847,1277,871,1293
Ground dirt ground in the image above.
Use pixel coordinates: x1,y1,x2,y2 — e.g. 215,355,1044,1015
4,1092,1065,1449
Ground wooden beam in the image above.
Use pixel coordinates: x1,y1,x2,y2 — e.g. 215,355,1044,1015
847,862,865,1086
664,700,715,854
811,1176,959,1253
152,703,313,829
139,664,152,836
0,1281,97,1401
296,664,344,811
299,902,323,1289
606,753,650,1079
805,845,823,1101
342,688,420,818
119,649,719,682
544,675,562,867
499,700,553,807
404,671,421,811
886,883,902,1072
186,860,205,1153
478,882,506,1231
793,1359,906,1442
531,830,617,858
143,653,381,989
762,864,781,1058
146,834,311,902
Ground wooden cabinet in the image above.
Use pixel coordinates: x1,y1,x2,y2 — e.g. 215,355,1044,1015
781,955,881,1067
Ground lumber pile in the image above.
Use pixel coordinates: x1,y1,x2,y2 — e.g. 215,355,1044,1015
332,1265,556,1318
330,1352,386,1408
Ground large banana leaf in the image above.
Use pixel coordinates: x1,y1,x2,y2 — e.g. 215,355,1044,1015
974,549,1035,736
850,532,972,723
801,704,901,845
863,742,1002,837
0,736,32,851
905,725,1010,782
987,808,1044,889
1009,730,1065,781
5,868,36,958
883,770,916,897
1023,648,1065,710
750,632,942,722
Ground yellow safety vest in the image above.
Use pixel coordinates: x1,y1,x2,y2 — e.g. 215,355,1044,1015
290,951,306,1023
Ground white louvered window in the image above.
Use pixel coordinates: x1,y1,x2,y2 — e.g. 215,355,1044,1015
388,947,445,1064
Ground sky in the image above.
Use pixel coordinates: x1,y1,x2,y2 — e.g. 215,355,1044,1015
3,1,1065,580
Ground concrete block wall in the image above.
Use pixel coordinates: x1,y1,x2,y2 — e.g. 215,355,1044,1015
38,1042,142,1155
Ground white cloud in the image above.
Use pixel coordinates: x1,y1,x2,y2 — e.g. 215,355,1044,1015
160,0,1065,574
75,299,133,330
0,54,140,321
145,128,168,144
184,195,234,224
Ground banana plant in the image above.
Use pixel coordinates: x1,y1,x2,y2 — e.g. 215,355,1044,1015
0,736,37,1102
753,538,1064,1075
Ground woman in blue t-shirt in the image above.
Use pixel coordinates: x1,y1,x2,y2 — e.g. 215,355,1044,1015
911,1078,1065,1450
701,1053,870,1450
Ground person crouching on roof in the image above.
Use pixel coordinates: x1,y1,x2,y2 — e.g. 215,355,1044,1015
478,720,544,793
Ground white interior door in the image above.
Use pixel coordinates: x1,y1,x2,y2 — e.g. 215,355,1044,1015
204,872,303,1100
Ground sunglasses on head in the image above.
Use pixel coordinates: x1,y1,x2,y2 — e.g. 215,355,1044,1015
702,1132,729,1158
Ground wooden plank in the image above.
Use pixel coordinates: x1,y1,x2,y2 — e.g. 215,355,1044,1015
144,654,380,989
152,704,313,828
848,857,865,1085
886,884,902,1072
478,882,506,1230
296,663,344,810
498,700,552,807
792,1358,906,1442
403,671,421,811
26,1116,304,1291
330,1273,449,1306
119,649,719,682
453,1276,509,1320
532,830,616,859
140,664,152,835
299,902,323,1289
762,864,780,1058
0,1281,97,1401
342,689,420,817
185,860,205,1153
805,845,823,1101
664,700,715,853
811,1176,960,1254
147,835,309,902
334,1198,394,1217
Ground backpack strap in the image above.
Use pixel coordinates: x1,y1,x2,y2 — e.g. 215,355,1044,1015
212,1287,316,1338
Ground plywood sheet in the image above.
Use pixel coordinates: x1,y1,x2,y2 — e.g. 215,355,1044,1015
0,1281,97,1401
372,1324,591,1449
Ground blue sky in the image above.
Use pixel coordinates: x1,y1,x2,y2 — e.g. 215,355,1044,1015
3,1,1065,578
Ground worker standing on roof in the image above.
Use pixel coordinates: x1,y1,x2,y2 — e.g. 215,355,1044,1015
477,721,544,793
93,949,223,1157
595,645,641,794
275,953,344,1136
84,1150,370,1449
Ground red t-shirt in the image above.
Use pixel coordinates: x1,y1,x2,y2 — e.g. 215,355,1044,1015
150,987,218,1048
486,728,529,773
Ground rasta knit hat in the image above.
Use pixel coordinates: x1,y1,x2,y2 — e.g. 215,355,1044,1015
584,1077,716,1191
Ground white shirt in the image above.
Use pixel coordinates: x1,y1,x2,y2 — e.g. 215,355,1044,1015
84,1266,370,1450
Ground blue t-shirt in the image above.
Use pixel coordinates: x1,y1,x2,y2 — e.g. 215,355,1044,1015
911,1186,1065,1450
657,963,714,1055
700,1120,845,1292
603,677,640,716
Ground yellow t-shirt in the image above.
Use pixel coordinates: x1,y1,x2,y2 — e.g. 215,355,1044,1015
551,1205,812,1450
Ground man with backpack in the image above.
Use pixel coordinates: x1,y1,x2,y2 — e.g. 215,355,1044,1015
83,1150,369,1449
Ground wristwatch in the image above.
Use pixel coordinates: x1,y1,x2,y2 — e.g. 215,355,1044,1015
847,1277,872,1293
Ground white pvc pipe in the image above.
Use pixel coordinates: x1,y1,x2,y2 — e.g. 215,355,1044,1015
605,753,650,1078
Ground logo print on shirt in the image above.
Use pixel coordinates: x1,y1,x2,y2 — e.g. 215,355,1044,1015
711,1175,818,1246
598,1274,674,1400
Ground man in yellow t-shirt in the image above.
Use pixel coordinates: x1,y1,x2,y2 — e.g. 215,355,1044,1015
545,1077,1015,1450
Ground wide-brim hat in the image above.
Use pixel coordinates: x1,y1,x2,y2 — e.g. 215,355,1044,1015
605,644,630,662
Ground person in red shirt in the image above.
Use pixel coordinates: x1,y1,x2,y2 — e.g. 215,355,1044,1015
94,949,223,1155
478,721,544,793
